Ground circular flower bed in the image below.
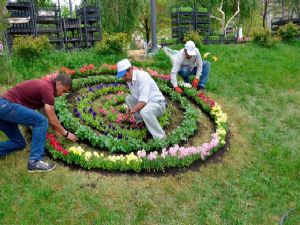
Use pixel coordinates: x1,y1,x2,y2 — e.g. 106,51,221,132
46,64,228,172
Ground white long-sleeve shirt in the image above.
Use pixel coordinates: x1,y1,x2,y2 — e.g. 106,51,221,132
171,48,203,87
127,70,165,103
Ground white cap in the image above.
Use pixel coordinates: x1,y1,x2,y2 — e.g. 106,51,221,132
116,59,131,78
185,41,196,56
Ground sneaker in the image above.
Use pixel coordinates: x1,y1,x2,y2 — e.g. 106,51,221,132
28,160,56,173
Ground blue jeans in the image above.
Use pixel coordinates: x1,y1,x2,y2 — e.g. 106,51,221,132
178,61,211,88
0,98,48,160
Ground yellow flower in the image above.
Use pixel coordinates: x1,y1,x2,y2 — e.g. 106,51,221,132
68,146,77,152
212,56,218,62
68,146,85,156
217,128,226,137
216,113,227,124
123,152,142,164
108,155,116,162
77,146,84,153
203,52,210,58
212,103,222,113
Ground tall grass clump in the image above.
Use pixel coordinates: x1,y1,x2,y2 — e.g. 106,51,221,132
252,29,280,48
13,35,52,59
277,22,300,43
95,33,129,55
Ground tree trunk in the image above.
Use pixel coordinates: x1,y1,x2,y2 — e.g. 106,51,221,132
282,0,285,18
69,0,73,17
150,0,158,53
263,0,269,28
145,18,150,43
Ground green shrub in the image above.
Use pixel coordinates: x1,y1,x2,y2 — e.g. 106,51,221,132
13,35,52,59
160,37,177,45
183,31,202,48
151,49,171,69
277,22,300,43
197,7,208,13
252,29,279,48
171,7,193,13
95,33,128,55
171,6,208,13
209,35,220,41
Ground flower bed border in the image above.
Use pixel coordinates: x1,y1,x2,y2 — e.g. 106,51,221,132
46,65,228,172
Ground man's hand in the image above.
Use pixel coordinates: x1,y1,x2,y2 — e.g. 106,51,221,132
174,86,183,93
192,78,199,89
130,109,136,114
66,131,78,142
131,101,146,114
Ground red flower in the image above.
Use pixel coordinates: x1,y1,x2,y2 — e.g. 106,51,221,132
63,150,69,156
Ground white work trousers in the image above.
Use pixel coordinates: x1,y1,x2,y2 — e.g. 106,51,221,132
125,95,166,139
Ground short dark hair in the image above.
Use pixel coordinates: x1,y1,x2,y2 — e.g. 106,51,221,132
54,74,72,90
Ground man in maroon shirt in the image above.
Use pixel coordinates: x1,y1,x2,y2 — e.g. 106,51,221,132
0,74,77,172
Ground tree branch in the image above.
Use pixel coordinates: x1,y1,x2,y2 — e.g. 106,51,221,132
210,15,222,21
139,18,147,29
224,0,240,34
217,0,225,20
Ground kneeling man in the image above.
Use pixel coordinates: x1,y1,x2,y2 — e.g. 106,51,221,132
116,59,166,140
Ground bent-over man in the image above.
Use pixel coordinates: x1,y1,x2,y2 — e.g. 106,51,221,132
116,59,166,140
0,74,77,172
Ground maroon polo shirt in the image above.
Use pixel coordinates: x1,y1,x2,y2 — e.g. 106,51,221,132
2,79,56,110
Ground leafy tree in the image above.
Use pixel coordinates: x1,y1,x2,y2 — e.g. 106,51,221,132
34,0,55,7
0,0,8,43
286,0,300,18
262,0,271,28
210,0,241,36
170,0,259,35
61,4,71,18
98,0,141,34
137,0,169,43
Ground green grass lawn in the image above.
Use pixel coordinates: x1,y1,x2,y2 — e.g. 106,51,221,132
1,42,300,224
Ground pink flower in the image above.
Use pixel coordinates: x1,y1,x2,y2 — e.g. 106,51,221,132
161,148,168,159
168,147,178,156
129,116,135,124
147,151,158,160
99,108,108,115
178,147,188,158
137,149,146,158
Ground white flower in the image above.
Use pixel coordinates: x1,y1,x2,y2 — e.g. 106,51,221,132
178,81,192,88
121,103,128,111
84,151,92,161
93,151,100,158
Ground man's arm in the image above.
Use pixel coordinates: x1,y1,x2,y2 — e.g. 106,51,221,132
130,73,150,113
44,104,77,142
171,58,181,87
130,101,146,113
195,50,203,79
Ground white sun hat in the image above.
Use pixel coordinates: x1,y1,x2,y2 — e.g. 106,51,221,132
185,40,196,56
116,59,132,79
